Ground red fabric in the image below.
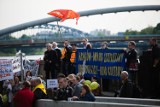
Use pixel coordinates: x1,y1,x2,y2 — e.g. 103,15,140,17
48,9,80,24
13,87,34,107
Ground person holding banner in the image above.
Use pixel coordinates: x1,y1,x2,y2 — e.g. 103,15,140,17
25,71,32,81
82,38,92,49
101,41,109,49
125,41,138,84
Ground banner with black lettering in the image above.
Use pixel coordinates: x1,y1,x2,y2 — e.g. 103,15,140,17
76,49,125,80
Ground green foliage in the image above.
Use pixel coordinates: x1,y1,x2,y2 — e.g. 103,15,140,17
124,23,160,35
20,48,45,55
0,48,17,56
124,29,139,35
0,47,45,56
20,34,32,39
139,26,154,34
97,32,106,37
153,23,160,34
4,35,17,40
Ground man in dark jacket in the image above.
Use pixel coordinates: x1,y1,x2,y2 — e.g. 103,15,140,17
52,42,62,77
53,77,73,100
44,43,58,79
119,71,133,98
125,41,138,84
149,38,160,98
61,40,72,76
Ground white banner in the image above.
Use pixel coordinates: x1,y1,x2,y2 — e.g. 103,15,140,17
23,59,40,76
12,57,21,73
47,79,58,89
0,59,14,81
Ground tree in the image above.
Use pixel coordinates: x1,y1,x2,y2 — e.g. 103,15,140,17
139,26,154,34
3,35,17,40
124,29,139,35
20,34,31,39
153,23,160,34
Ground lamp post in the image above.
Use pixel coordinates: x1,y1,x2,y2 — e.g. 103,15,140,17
16,50,25,82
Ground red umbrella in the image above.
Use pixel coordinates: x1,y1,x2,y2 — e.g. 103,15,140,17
48,9,80,24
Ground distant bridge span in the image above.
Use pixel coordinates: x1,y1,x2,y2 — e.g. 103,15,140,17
0,35,160,47
0,5,160,36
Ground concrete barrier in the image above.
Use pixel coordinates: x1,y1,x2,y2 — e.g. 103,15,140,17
36,99,160,107
95,97,160,106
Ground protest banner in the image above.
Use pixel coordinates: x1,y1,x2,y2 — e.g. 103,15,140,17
23,59,40,76
0,59,14,81
12,56,21,73
76,49,125,80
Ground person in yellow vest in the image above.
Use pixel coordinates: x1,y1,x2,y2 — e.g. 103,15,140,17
61,40,72,76
31,77,47,100
70,43,77,74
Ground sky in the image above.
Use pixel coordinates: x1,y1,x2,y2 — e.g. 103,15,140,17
0,0,160,34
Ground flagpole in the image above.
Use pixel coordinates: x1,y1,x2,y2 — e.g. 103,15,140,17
16,50,25,82
57,21,61,37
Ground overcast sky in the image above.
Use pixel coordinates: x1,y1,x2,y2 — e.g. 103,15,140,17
0,0,160,34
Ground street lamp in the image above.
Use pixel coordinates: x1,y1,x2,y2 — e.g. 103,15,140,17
16,50,25,82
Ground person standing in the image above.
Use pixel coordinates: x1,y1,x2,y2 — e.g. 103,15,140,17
119,71,133,98
70,43,77,74
52,42,62,76
43,43,57,79
101,41,109,49
61,40,72,76
149,38,160,98
12,76,22,96
7,80,13,107
125,41,138,84
13,81,34,107
82,38,92,49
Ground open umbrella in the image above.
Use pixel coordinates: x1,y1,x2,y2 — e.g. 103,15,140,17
48,9,80,24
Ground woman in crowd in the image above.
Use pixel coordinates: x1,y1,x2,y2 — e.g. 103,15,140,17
25,70,32,81
72,85,95,101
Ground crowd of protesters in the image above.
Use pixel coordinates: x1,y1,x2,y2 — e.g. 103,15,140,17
0,37,160,107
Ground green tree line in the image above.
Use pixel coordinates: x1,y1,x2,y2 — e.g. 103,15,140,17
124,23,160,35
